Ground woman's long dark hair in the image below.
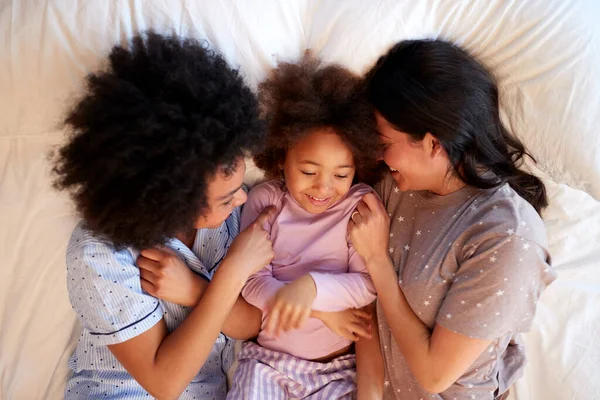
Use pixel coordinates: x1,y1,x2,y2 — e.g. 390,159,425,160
366,39,547,214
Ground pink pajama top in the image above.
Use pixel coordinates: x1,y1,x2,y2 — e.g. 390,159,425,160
240,181,377,360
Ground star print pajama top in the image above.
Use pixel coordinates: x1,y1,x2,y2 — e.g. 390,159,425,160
375,171,556,400
64,207,240,400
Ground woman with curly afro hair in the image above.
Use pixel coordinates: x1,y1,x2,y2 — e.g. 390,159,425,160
227,53,383,399
53,32,276,399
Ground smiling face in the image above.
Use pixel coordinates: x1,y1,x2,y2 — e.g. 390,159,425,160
375,111,458,194
194,157,248,229
283,128,355,214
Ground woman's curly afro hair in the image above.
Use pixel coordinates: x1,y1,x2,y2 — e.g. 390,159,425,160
53,32,264,249
255,52,381,185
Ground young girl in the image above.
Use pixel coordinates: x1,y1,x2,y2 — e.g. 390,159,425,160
226,54,383,399
349,39,556,399
53,32,274,400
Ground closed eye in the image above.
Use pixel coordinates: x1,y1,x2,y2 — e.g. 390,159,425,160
301,171,316,176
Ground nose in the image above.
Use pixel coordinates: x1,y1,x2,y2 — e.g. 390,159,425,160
314,175,333,194
234,188,248,206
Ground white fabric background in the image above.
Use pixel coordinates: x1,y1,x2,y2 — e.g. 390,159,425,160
0,1,598,399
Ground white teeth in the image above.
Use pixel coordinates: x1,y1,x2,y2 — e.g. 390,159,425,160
390,167,398,172
308,195,327,201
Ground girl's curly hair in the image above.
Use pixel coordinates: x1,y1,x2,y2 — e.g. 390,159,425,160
255,52,381,184
53,32,264,249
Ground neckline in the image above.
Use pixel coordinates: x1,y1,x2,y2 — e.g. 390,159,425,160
413,185,482,206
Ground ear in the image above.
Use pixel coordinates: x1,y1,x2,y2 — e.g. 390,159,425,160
424,132,443,158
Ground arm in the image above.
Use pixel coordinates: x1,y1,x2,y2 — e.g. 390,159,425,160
109,208,274,399
263,246,376,334
238,182,286,312
264,272,377,338
349,194,491,393
355,302,384,400
221,296,262,339
361,255,490,393
139,257,261,340
109,259,249,399
309,244,377,312
241,263,285,311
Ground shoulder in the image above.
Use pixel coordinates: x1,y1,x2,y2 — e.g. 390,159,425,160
345,183,375,203
67,222,137,279
373,171,395,206
247,180,286,204
66,223,164,342
460,184,547,250
240,180,285,230
454,185,553,279
333,183,376,215
68,222,134,260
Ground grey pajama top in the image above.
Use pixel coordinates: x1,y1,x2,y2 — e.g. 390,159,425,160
375,172,556,400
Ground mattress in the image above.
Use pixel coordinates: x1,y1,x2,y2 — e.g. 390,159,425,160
1,1,598,399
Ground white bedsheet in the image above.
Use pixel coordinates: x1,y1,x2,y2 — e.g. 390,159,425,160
1,1,598,399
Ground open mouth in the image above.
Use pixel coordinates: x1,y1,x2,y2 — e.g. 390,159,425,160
306,193,331,206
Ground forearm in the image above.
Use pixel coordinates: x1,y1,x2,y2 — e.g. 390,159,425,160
150,260,246,398
310,272,377,311
366,256,440,391
221,296,262,339
170,273,262,343
356,303,384,400
241,273,285,311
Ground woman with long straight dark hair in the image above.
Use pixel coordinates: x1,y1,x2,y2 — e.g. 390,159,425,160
349,40,556,399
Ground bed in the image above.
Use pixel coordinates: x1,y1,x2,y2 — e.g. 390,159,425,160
1,1,598,399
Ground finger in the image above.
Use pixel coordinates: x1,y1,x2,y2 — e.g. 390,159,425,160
350,211,363,225
139,268,157,284
252,206,276,230
136,256,161,274
361,193,385,213
351,309,372,321
356,201,370,217
277,305,294,336
139,247,169,261
140,277,156,295
155,245,179,257
289,306,307,330
339,328,359,342
280,307,298,332
295,308,311,329
347,218,356,235
265,306,281,336
350,321,372,339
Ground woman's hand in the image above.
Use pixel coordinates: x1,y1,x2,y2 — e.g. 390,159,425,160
348,193,391,265
265,274,317,336
137,248,206,307
223,206,276,278
313,308,372,341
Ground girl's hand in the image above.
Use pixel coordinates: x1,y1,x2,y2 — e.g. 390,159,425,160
137,248,206,307
348,193,391,266
265,274,317,336
314,308,372,341
223,206,276,278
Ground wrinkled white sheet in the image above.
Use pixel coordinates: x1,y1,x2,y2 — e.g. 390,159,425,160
1,1,598,399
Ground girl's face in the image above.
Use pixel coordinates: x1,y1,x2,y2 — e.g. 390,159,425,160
375,111,448,193
195,157,248,229
283,129,355,214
